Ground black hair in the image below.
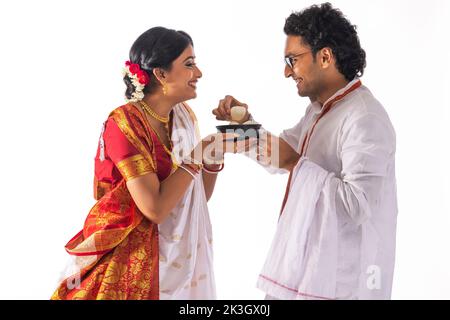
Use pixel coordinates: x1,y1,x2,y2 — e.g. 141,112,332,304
124,26,193,99
284,2,366,81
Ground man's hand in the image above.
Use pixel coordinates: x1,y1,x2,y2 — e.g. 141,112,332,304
240,131,301,171
212,95,250,122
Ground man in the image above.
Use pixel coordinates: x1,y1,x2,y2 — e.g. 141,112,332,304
213,3,398,299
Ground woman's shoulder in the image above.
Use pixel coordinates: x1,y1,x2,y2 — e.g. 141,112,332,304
108,103,144,120
106,103,151,132
105,103,150,140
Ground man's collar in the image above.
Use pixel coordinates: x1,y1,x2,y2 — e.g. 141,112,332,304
311,78,362,113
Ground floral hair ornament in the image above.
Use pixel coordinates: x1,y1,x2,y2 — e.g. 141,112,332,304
122,61,150,102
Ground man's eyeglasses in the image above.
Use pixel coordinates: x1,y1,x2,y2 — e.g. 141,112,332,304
284,51,311,69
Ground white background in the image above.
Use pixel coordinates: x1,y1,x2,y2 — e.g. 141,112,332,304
0,0,449,299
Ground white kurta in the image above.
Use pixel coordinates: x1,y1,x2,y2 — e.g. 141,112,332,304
257,79,398,299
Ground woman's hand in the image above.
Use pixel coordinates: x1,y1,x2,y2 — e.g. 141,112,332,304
188,132,239,165
212,95,250,122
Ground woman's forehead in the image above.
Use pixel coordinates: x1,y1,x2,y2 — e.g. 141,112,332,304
177,45,195,61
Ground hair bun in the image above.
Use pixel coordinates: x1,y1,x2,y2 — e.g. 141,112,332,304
123,74,136,101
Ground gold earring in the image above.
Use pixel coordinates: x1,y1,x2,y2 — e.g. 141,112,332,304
162,82,168,96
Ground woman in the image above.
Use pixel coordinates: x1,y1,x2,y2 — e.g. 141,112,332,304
51,27,236,300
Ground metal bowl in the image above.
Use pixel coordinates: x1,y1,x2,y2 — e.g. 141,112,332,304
216,124,262,141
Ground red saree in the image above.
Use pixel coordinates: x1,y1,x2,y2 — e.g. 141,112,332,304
52,103,176,300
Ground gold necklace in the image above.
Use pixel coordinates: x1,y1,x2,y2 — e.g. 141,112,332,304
139,100,170,124
139,101,176,168
145,120,178,170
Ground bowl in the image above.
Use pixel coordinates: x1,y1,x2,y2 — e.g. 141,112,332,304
216,124,262,141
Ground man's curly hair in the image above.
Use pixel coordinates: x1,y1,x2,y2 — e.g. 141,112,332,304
284,2,366,81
